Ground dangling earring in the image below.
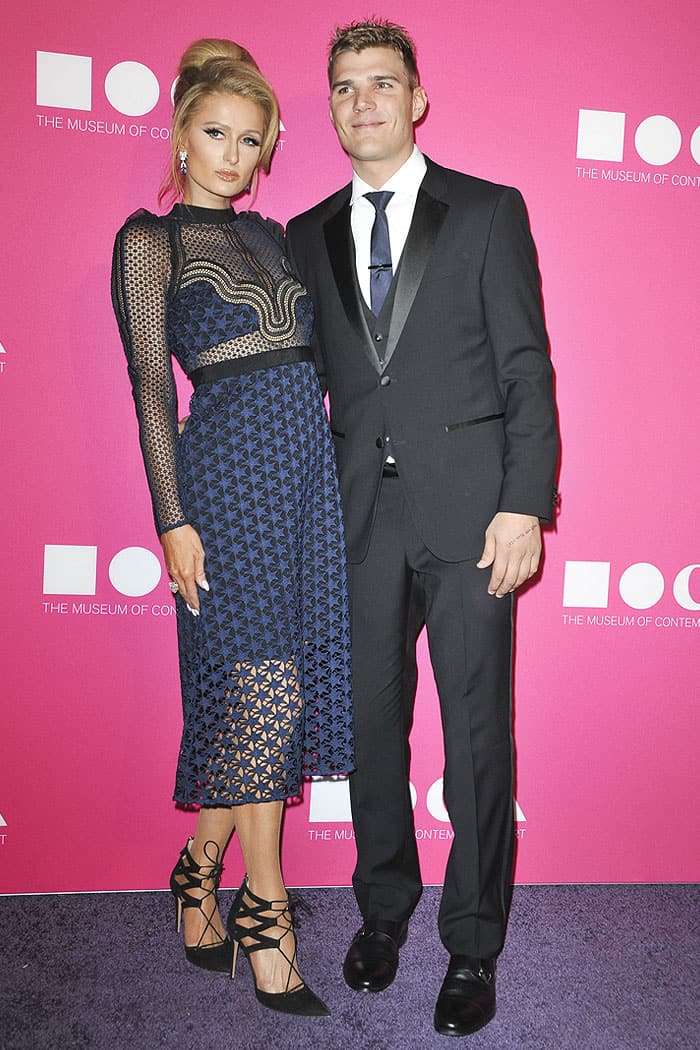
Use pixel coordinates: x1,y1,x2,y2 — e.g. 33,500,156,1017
179,150,188,176
244,183,251,192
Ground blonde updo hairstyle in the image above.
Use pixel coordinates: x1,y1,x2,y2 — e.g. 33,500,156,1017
160,38,280,203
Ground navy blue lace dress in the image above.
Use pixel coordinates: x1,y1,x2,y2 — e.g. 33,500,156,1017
112,203,354,805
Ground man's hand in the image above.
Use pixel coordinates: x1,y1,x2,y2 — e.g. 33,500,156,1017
160,524,208,614
477,512,541,597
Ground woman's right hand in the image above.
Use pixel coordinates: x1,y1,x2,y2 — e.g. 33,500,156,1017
160,525,209,614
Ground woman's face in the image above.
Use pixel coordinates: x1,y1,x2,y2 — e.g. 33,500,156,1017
180,92,265,208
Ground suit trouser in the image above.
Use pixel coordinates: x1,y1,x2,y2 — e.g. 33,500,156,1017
348,476,515,959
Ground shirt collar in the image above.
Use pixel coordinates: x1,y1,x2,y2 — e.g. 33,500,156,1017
350,146,427,205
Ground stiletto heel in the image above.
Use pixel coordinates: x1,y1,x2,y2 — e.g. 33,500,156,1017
170,838,234,973
226,876,329,1016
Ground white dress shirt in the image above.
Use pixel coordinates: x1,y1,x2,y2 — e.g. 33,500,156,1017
350,146,428,308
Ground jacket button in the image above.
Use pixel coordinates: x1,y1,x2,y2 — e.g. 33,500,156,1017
380,375,391,386
375,437,383,448
375,332,383,342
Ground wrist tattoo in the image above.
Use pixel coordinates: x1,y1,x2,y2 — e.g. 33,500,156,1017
505,523,539,548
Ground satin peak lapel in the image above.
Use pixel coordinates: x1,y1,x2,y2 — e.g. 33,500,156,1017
323,203,378,370
382,188,449,369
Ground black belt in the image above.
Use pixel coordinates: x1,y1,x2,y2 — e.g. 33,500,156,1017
190,347,314,388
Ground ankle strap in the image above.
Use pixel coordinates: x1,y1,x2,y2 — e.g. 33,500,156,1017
241,877,289,912
181,839,224,880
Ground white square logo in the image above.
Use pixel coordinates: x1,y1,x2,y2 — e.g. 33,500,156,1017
308,778,352,822
576,109,626,162
563,561,611,608
43,545,97,595
36,51,92,111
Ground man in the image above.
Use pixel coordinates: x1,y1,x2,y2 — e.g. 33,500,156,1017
287,20,558,1038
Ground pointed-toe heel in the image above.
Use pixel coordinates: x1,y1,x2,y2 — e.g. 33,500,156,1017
170,838,233,973
227,876,329,1016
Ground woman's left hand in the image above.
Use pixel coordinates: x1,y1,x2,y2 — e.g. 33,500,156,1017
161,524,208,614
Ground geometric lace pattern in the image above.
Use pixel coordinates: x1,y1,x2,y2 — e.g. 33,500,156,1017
112,204,314,534
112,205,354,805
174,361,354,804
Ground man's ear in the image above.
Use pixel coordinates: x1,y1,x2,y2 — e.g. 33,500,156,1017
412,86,428,123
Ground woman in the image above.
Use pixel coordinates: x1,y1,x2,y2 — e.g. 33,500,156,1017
111,38,353,1017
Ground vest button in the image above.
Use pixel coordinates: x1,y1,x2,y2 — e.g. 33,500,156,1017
375,333,384,342
375,437,383,448
380,375,391,386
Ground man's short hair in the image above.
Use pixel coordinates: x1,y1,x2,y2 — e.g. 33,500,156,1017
328,19,420,89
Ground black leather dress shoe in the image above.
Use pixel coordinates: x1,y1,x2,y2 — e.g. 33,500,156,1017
433,956,496,1036
343,920,408,992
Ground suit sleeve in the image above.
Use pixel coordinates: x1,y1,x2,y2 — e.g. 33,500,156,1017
480,187,559,520
286,217,328,396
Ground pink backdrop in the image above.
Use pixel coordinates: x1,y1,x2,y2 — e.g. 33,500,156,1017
2,1,698,894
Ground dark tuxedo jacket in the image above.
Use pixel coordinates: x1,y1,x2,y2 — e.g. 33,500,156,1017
287,157,559,564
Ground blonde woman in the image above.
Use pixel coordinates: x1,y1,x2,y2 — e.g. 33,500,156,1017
112,39,353,1017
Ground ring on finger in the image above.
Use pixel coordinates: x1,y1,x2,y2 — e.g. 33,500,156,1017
169,581,179,594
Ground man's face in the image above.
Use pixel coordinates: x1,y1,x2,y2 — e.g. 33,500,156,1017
329,46,427,182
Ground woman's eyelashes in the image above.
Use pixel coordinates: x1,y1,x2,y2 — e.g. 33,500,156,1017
202,127,261,148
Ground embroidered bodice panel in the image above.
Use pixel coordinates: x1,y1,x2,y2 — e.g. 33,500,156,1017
112,204,314,533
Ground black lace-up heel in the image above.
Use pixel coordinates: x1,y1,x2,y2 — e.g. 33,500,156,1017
226,876,329,1016
170,839,233,972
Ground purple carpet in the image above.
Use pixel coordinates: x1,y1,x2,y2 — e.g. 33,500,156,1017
2,884,697,1049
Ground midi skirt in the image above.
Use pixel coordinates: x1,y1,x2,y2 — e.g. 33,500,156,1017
173,358,354,805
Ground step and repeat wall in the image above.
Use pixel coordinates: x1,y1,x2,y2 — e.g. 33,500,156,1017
2,0,698,893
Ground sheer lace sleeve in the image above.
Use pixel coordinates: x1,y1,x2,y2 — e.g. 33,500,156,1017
111,212,187,534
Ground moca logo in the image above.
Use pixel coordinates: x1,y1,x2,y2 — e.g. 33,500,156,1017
43,544,162,598
577,109,700,166
36,51,167,117
563,561,700,610
308,779,525,824
36,51,288,128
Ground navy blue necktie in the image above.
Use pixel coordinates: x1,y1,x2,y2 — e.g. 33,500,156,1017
365,191,394,315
